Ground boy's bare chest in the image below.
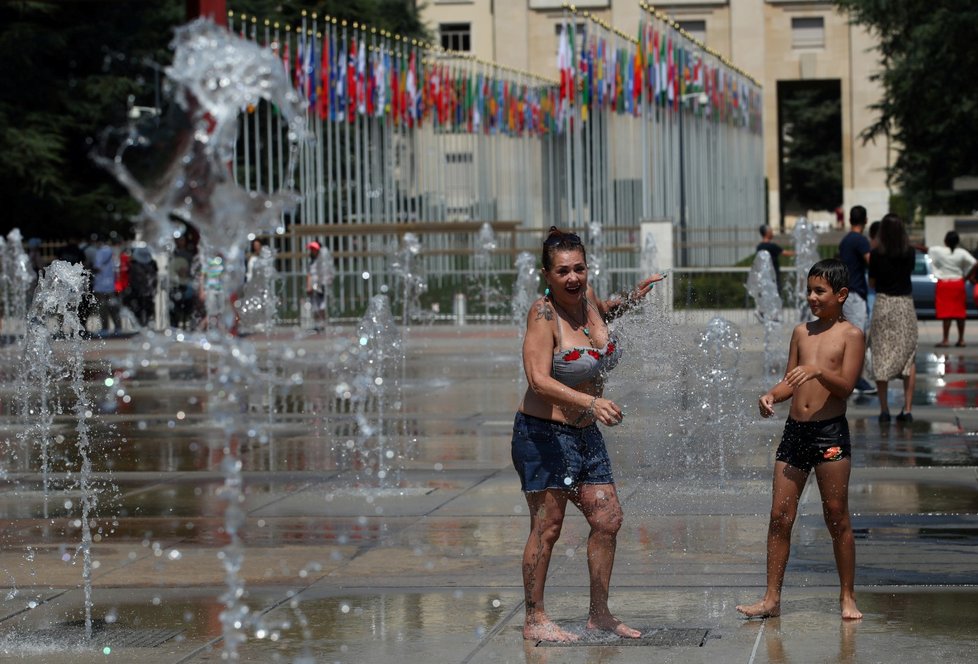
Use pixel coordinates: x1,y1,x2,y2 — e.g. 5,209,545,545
798,333,846,367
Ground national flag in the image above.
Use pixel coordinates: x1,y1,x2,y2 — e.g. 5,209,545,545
406,50,418,126
580,31,591,121
356,38,366,115
305,31,316,109
317,31,330,119
334,38,346,122
373,51,386,118
282,33,291,81
557,20,573,124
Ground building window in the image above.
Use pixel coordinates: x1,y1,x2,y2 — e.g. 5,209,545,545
791,17,824,49
440,23,471,52
677,20,707,45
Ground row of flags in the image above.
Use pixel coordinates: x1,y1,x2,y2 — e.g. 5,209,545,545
557,18,762,132
243,17,760,136
264,24,561,137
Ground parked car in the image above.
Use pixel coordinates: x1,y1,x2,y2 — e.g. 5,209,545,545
909,251,978,319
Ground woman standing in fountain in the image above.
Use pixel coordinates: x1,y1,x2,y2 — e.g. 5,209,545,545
512,226,665,642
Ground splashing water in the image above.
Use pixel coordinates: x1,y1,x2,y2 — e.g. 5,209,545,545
746,250,784,375
390,233,427,326
0,229,33,339
640,232,659,276
16,261,99,637
587,222,610,297
473,223,501,320
237,245,279,335
93,19,308,659
792,217,820,321
92,18,308,263
511,252,539,330
698,317,741,485
351,296,404,486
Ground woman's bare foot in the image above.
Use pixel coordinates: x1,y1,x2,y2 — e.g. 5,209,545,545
524,619,579,642
586,614,642,638
736,599,781,618
840,596,863,620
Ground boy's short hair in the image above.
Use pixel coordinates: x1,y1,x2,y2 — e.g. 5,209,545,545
808,258,850,293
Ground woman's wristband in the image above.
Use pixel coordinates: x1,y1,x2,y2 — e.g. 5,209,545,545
572,396,597,425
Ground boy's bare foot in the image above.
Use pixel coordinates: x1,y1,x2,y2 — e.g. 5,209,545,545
736,599,781,619
586,614,642,638
523,620,579,642
840,596,863,620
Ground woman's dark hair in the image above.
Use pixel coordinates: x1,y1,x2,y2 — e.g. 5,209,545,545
808,258,850,293
877,213,909,256
945,230,960,250
541,226,586,271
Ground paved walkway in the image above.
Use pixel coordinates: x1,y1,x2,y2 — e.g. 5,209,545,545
0,316,975,663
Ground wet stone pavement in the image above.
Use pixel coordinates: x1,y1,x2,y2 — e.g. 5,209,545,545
0,317,976,663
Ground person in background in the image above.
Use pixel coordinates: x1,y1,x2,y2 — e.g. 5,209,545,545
868,214,918,424
168,234,197,329
837,206,876,395
757,225,795,295
305,241,333,331
125,246,159,328
245,238,264,283
867,221,881,319
92,235,122,335
921,231,977,347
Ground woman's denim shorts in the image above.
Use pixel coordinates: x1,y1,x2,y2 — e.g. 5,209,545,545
511,411,615,492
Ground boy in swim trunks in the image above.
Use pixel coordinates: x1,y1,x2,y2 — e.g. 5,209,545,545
737,259,864,621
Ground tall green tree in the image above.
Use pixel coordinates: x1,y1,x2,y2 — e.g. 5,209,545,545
0,1,184,239
835,1,978,214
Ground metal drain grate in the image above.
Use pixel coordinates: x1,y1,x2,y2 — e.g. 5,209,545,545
537,627,713,648
28,621,183,649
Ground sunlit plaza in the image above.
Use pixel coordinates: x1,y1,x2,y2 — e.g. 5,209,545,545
2,4,977,663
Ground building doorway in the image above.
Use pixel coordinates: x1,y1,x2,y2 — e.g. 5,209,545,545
776,79,842,232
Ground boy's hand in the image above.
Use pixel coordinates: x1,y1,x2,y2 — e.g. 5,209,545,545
784,364,822,387
758,393,775,418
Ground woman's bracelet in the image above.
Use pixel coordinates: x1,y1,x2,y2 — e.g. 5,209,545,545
572,396,598,425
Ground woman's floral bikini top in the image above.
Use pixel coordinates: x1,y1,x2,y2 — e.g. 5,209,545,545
550,306,623,387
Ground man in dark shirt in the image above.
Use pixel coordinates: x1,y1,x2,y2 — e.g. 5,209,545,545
757,225,794,294
838,205,876,394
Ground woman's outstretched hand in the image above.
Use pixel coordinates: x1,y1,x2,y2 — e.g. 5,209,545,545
628,273,667,303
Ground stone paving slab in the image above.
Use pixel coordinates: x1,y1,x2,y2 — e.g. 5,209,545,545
1,319,977,663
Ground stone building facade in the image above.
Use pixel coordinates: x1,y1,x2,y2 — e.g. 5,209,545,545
420,0,891,229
